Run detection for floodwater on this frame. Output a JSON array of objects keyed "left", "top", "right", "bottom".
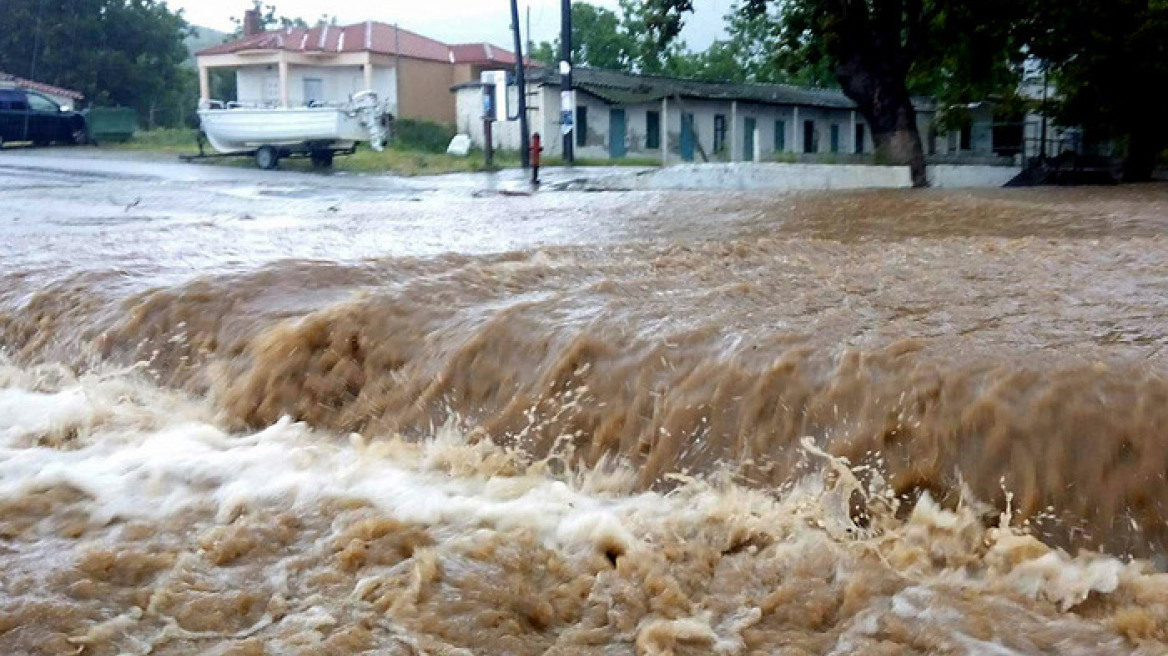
[{"left": 2, "top": 152, "right": 1168, "bottom": 655}]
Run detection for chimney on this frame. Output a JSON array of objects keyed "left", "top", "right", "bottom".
[{"left": 243, "top": 8, "right": 262, "bottom": 36}]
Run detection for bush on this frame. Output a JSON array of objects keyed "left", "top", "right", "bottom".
[{"left": 393, "top": 119, "right": 456, "bottom": 153}]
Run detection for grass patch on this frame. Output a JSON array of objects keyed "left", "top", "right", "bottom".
[
  {"left": 107, "top": 128, "right": 198, "bottom": 152},
  {"left": 103, "top": 129, "right": 522, "bottom": 175},
  {"left": 284, "top": 146, "right": 522, "bottom": 176},
  {"left": 544, "top": 155, "right": 661, "bottom": 167},
  {"left": 105, "top": 129, "right": 661, "bottom": 175}
]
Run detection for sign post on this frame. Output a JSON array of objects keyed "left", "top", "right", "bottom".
[{"left": 560, "top": 0, "right": 574, "bottom": 164}]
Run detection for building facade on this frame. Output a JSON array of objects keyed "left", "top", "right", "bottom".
[
  {"left": 455, "top": 67, "right": 1020, "bottom": 164},
  {"left": 196, "top": 13, "right": 515, "bottom": 125}
]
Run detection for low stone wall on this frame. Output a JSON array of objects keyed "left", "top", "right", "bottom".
[
  {"left": 581, "top": 162, "right": 1020, "bottom": 192},
  {"left": 928, "top": 165, "right": 1022, "bottom": 188}
]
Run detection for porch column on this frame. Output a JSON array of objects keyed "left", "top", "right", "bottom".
[
  {"left": 363, "top": 54, "right": 374, "bottom": 92},
  {"left": 661, "top": 96, "right": 669, "bottom": 167},
  {"left": 792, "top": 106, "right": 801, "bottom": 153},
  {"left": 850, "top": 110, "right": 857, "bottom": 154},
  {"left": 198, "top": 64, "right": 210, "bottom": 102},
  {"left": 729, "top": 101, "right": 739, "bottom": 161},
  {"left": 278, "top": 53, "right": 290, "bottom": 108}
]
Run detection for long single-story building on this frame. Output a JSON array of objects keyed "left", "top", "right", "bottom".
[
  {"left": 454, "top": 67, "right": 1019, "bottom": 164},
  {"left": 196, "top": 10, "right": 516, "bottom": 125}
]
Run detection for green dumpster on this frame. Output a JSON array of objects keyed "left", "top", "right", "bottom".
[{"left": 83, "top": 107, "right": 137, "bottom": 143}]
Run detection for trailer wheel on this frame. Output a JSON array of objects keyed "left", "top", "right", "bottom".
[
  {"left": 310, "top": 149, "right": 334, "bottom": 168},
  {"left": 255, "top": 145, "right": 279, "bottom": 170}
]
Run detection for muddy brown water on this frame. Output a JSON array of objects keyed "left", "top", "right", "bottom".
[{"left": 2, "top": 183, "right": 1168, "bottom": 654}]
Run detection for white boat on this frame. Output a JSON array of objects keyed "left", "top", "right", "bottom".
[{"left": 197, "top": 91, "right": 390, "bottom": 167}]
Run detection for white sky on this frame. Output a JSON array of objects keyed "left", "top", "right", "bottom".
[{"left": 172, "top": 0, "right": 734, "bottom": 52}]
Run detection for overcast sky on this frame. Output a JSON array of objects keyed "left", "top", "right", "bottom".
[{"left": 172, "top": 0, "right": 735, "bottom": 52}]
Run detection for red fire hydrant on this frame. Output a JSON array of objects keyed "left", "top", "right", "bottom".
[{"left": 530, "top": 132, "right": 543, "bottom": 185}]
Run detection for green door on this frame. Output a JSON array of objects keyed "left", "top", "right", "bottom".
[
  {"left": 743, "top": 117, "right": 756, "bottom": 161},
  {"left": 609, "top": 108, "right": 627, "bottom": 158},
  {"left": 680, "top": 113, "right": 695, "bottom": 162}
]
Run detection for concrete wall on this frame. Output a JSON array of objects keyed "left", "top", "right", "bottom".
[
  {"left": 397, "top": 57, "right": 456, "bottom": 124},
  {"left": 928, "top": 105, "right": 995, "bottom": 157},
  {"left": 928, "top": 164, "right": 1022, "bottom": 188},
  {"left": 233, "top": 56, "right": 467, "bottom": 124},
  {"left": 454, "top": 84, "right": 1015, "bottom": 166},
  {"left": 588, "top": 162, "right": 914, "bottom": 191},
  {"left": 585, "top": 162, "right": 1020, "bottom": 192},
  {"left": 236, "top": 64, "right": 396, "bottom": 112}
]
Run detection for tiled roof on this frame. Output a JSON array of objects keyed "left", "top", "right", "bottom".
[
  {"left": 0, "top": 71, "right": 84, "bottom": 100},
  {"left": 196, "top": 21, "right": 515, "bottom": 66},
  {"left": 521, "top": 66, "right": 936, "bottom": 112},
  {"left": 448, "top": 43, "right": 517, "bottom": 66},
  {"left": 525, "top": 67, "right": 857, "bottom": 110}
]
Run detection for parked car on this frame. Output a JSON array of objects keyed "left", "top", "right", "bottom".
[{"left": 0, "top": 87, "right": 88, "bottom": 148}]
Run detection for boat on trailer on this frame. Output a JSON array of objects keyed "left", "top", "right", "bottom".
[{"left": 194, "top": 90, "right": 391, "bottom": 169}]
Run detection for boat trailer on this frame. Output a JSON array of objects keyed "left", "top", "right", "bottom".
[{"left": 180, "top": 131, "right": 357, "bottom": 170}]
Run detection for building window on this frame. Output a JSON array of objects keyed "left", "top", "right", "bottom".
[
  {"left": 830, "top": 124, "right": 841, "bottom": 153},
  {"left": 576, "top": 105, "right": 588, "bottom": 148},
  {"left": 855, "top": 123, "right": 865, "bottom": 154},
  {"left": 960, "top": 124, "right": 972, "bottom": 151},
  {"left": 774, "top": 120, "right": 786, "bottom": 152},
  {"left": 713, "top": 114, "right": 727, "bottom": 153},
  {"left": 646, "top": 110, "right": 661, "bottom": 149},
  {"left": 803, "top": 120, "right": 816, "bottom": 153}
]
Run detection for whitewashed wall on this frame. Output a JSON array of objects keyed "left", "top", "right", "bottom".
[
  {"left": 454, "top": 84, "right": 915, "bottom": 164},
  {"left": 235, "top": 64, "right": 396, "bottom": 111}
]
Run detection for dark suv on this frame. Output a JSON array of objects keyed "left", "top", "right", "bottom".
[{"left": 0, "top": 87, "right": 88, "bottom": 148}]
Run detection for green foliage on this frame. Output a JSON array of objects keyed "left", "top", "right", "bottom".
[
  {"left": 640, "top": 0, "right": 1029, "bottom": 183},
  {"left": 228, "top": 2, "right": 313, "bottom": 38},
  {"left": 392, "top": 119, "right": 457, "bottom": 154},
  {"left": 529, "top": 1, "right": 695, "bottom": 76},
  {"left": 0, "top": 0, "right": 193, "bottom": 128},
  {"left": 530, "top": 1, "right": 834, "bottom": 85},
  {"left": 1028, "top": 0, "right": 1168, "bottom": 179}
]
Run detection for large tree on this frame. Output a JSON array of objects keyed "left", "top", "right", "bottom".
[
  {"left": 529, "top": 1, "right": 693, "bottom": 75},
  {"left": 644, "top": 0, "right": 1025, "bottom": 186},
  {"left": 530, "top": 3, "right": 634, "bottom": 70},
  {"left": 1028, "top": 0, "right": 1168, "bottom": 181},
  {"left": 0, "top": 0, "right": 191, "bottom": 128}
]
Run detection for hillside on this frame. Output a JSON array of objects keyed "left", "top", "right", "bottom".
[{"left": 183, "top": 25, "right": 229, "bottom": 66}]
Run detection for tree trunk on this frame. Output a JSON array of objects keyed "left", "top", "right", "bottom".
[
  {"left": 1122, "top": 129, "right": 1160, "bottom": 183},
  {"left": 835, "top": 54, "right": 929, "bottom": 187}
]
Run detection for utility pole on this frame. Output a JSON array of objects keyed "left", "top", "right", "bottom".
[
  {"left": 560, "top": 0, "right": 574, "bottom": 164},
  {"left": 510, "top": 0, "right": 530, "bottom": 169},
  {"left": 526, "top": 6, "right": 533, "bottom": 57}
]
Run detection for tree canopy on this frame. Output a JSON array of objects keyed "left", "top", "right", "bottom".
[
  {"left": 228, "top": 1, "right": 337, "bottom": 38},
  {"left": 640, "top": 0, "right": 1031, "bottom": 185},
  {"left": 0, "top": 0, "right": 192, "bottom": 128},
  {"left": 1027, "top": 0, "right": 1168, "bottom": 180}
]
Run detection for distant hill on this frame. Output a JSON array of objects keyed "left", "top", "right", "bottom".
[{"left": 183, "top": 25, "right": 230, "bottom": 67}]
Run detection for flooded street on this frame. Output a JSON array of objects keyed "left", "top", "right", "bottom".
[{"left": 2, "top": 151, "right": 1168, "bottom": 655}]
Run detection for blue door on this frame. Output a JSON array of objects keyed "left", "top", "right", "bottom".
[
  {"left": 680, "top": 113, "right": 695, "bottom": 161},
  {"left": 609, "top": 108, "right": 627, "bottom": 158},
  {"left": 743, "top": 117, "right": 756, "bottom": 161}
]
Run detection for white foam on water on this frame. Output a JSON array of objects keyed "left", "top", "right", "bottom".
[
  {"left": 2, "top": 367, "right": 1165, "bottom": 655},
  {"left": 0, "top": 376, "right": 663, "bottom": 556},
  {"left": 0, "top": 387, "right": 91, "bottom": 445}
]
